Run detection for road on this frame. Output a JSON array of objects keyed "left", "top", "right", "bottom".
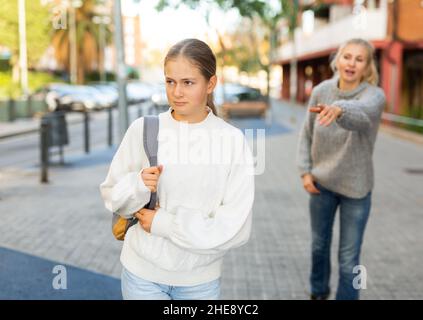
[{"left": 0, "top": 102, "right": 154, "bottom": 169}]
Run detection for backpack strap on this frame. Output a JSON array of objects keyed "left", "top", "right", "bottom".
[
  {"left": 143, "top": 115, "right": 159, "bottom": 210},
  {"left": 119, "top": 115, "right": 159, "bottom": 230}
]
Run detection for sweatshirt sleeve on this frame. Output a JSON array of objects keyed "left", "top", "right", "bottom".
[
  {"left": 150, "top": 131, "right": 255, "bottom": 255},
  {"left": 99, "top": 118, "right": 151, "bottom": 219},
  {"left": 334, "top": 87, "right": 386, "bottom": 132},
  {"left": 296, "top": 88, "right": 318, "bottom": 177}
]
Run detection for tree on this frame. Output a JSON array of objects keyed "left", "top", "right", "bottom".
[
  {"left": 219, "top": 17, "right": 265, "bottom": 75},
  {"left": 155, "top": 0, "right": 298, "bottom": 101},
  {"left": 0, "top": 0, "right": 51, "bottom": 83},
  {"left": 51, "top": 0, "right": 113, "bottom": 84}
]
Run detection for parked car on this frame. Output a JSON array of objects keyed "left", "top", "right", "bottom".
[
  {"left": 126, "top": 80, "right": 154, "bottom": 104},
  {"left": 33, "top": 83, "right": 112, "bottom": 112},
  {"left": 88, "top": 82, "right": 118, "bottom": 108},
  {"left": 58, "top": 85, "right": 112, "bottom": 111},
  {"left": 31, "top": 83, "right": 71, "bottom": 112},
  {"left": 150, "top": 83, "right": 170, "bottom": 113},
  {"left": 214, "top": 84, "right": 269, "bottom": 119}
]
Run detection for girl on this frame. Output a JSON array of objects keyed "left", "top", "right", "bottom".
[
  {"left": 297, "top": 38, "right": 386, "bottom": 300},
  {"left": 100, "top": 38, "right": 255, "bottom": 300}
]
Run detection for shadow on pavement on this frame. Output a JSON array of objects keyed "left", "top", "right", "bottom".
[{"left": 0, "top": 246, "right": 121, "bottom": 300}]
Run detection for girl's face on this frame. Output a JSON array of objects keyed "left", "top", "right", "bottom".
[
  {"left": 164, "top": 56, "right": 216, "bottom": 119},
  {"left": 336, "top": 44, "right": 369, "bottom": 87}
]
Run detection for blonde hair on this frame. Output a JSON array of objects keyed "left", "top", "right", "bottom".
[{"left": 330, "top": 38, "right": 379, "bottom": 86}]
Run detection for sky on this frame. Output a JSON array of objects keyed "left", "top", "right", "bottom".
[{"left": 122, "top": 0, "right": 240, "bottom": 51}]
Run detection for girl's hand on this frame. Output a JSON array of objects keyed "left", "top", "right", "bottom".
[
  {"left": 302, "top": 173, "right": 320, "bottom": 194},
  {"left": 141, "top": 165, "right": 163, "bottom": 193},
  {"left": 135, "top": 206, "right": 159, "bottom": 233},
  {"left": 310, "top": 104, "right": 342, "bottom": 127}
]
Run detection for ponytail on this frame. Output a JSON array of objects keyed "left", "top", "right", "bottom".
[{"left": 207, "top": 93, "right": 217, "bottom": 116}]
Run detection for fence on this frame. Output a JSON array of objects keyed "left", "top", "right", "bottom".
[{"left": 0, "top": 97, "right": 48, "bottom": 122}]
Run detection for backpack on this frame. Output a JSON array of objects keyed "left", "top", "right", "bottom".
[{"left": 111, "top": 115, "right": 159, "bottom": 241}]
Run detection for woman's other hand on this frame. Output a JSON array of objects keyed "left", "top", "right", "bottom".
[
  {"left": 135, "top": 207, "right": 159, "bottom": 233},
  {"left": 302, "top": 173, "right": 320, "bottom": 194}
]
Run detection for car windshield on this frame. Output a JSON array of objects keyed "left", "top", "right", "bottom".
[
  {"left": 236, "top": 89, "right": 261, "bottom": 101},
  {"left": 214, "top": 84, "right": 262, "bottom": 104},
  {"left": 225, "top": 89, "right": 262, "bottom": 102}
]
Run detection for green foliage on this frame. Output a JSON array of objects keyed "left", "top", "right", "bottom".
[
  {"left": 154, "top": 0, "right": 298, "bottom": 67},
  {"left": 0, "top": 71, "right": 20, "bottom": 99},
  {"left": 156, "top": 0, "right": 293, "bottom": 28},
  {"left": 0, "top": 0, "right": 51, "bottom": 68},
  {"left": 156, "top": 0, "right": 266, "bottom": 18},
  {"left": 0, "top": 71, "right": 64, "bottom": 99},
  {"left": 155, "top": 0, "right": 299, "bottom": 96},
  {"left": 85, "top": 71, "right": 116, "bottom": 82}
]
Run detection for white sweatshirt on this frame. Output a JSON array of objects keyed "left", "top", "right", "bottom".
[{"left": 100, "top": 108, "right": 255, "bottom": 286}]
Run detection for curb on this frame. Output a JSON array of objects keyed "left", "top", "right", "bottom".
[
  {"left": 379, "top": 124, "right": 423, "bottom": 145},
  {"left": 0, "top": 117, "right": 85, "bottom": 140}
]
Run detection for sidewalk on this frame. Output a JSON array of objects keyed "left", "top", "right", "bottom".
[
  {"left": 0, "top": 112, "right": 86, "bottom": 140},
  {"left": 0, "top": 100, "right": 422, "bottom": 299}
]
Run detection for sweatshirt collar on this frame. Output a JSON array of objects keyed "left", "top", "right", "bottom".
[
  {"left": 331, "top": 75, "right": 368, "bottom": 99},
  {"left": 167, "top": 106, "right": 214, "bottom": 127}
]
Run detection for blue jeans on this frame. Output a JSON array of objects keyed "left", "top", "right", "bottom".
[
  {"left": 309, "top": 182, "right": 371, "bottom": 300},
  {"left": 121, "top": 267, "right": 221, "bottom": 300}
]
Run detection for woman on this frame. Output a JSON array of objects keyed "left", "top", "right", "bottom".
[
  {"left": 297, "top": 38, "right": 386, "bottom": 300},
  {"left": 100, "top": 38, "right": 255, "bottom": 300}
]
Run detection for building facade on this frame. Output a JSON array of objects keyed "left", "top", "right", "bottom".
[
  {"left": 276, "top": 0, "right": 423, "bottom": 122},
  {"left": 122, "top": 14, "right": 142, "bottom": 69}
]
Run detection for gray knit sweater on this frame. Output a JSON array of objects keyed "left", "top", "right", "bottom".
[{"left": 296, "top": 76, "right": 386, "bottom": 198}]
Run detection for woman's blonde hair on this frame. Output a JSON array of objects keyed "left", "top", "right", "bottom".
[{"left": 330, "top": 38, "right": 379, "bottom": 86}]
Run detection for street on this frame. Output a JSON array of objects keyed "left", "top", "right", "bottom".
[
  {"left": 0, "top": 99, "right": 422, "bottom": 299},
  {"left": 0, "top": 103, "right": 152, "bottom": 169}
]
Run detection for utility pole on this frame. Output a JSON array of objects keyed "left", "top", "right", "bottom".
[
  {"left": 99, "top": 21, "right": 106, "bottom": 82},
  {"left": 289, "top": 0, "right": 299, "bottom": 104},
  {"left": 113, "top": 0, "right": 129, "bottom": 140},
  {"left": 18, "top": 0, "right": 28, "bottom": 96},
  {"left": 68, "top": 1, "right": 82, "bottom": 84}
]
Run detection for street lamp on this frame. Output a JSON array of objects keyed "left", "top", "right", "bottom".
[{"left": 113, "top": 0, "right": 129, "bottom": 140}]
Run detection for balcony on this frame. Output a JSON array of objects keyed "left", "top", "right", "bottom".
[{"left": 276, "top": 4, "right": 388, "bottom": 62}]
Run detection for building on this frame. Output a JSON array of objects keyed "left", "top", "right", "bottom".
[
  {"left": 105, "top": 13, "right": 143, "bottom": 77},
  {"left": 275, "top": 0, "right": 423, "bottom": 122},
  {"left": 122, "top": 14, "right": 142, "bottom": 69}
]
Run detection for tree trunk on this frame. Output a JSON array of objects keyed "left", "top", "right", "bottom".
[
  {"left": 77, "top": 51, "right": 84, "bottom": 84},
  {"left": 12, "top": 62, "right": 20, "bottom": 84}
]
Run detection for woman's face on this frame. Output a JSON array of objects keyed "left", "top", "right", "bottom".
[
  {"left": 164, "top": 56, "right": 216, "bottom": 118},
  {"left": 336, "top": 44, "right": 369, "bottom": 86}
]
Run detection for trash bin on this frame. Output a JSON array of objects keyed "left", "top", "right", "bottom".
[{"left": 41, "top": 111, "right": 69, "bottom": 147}]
